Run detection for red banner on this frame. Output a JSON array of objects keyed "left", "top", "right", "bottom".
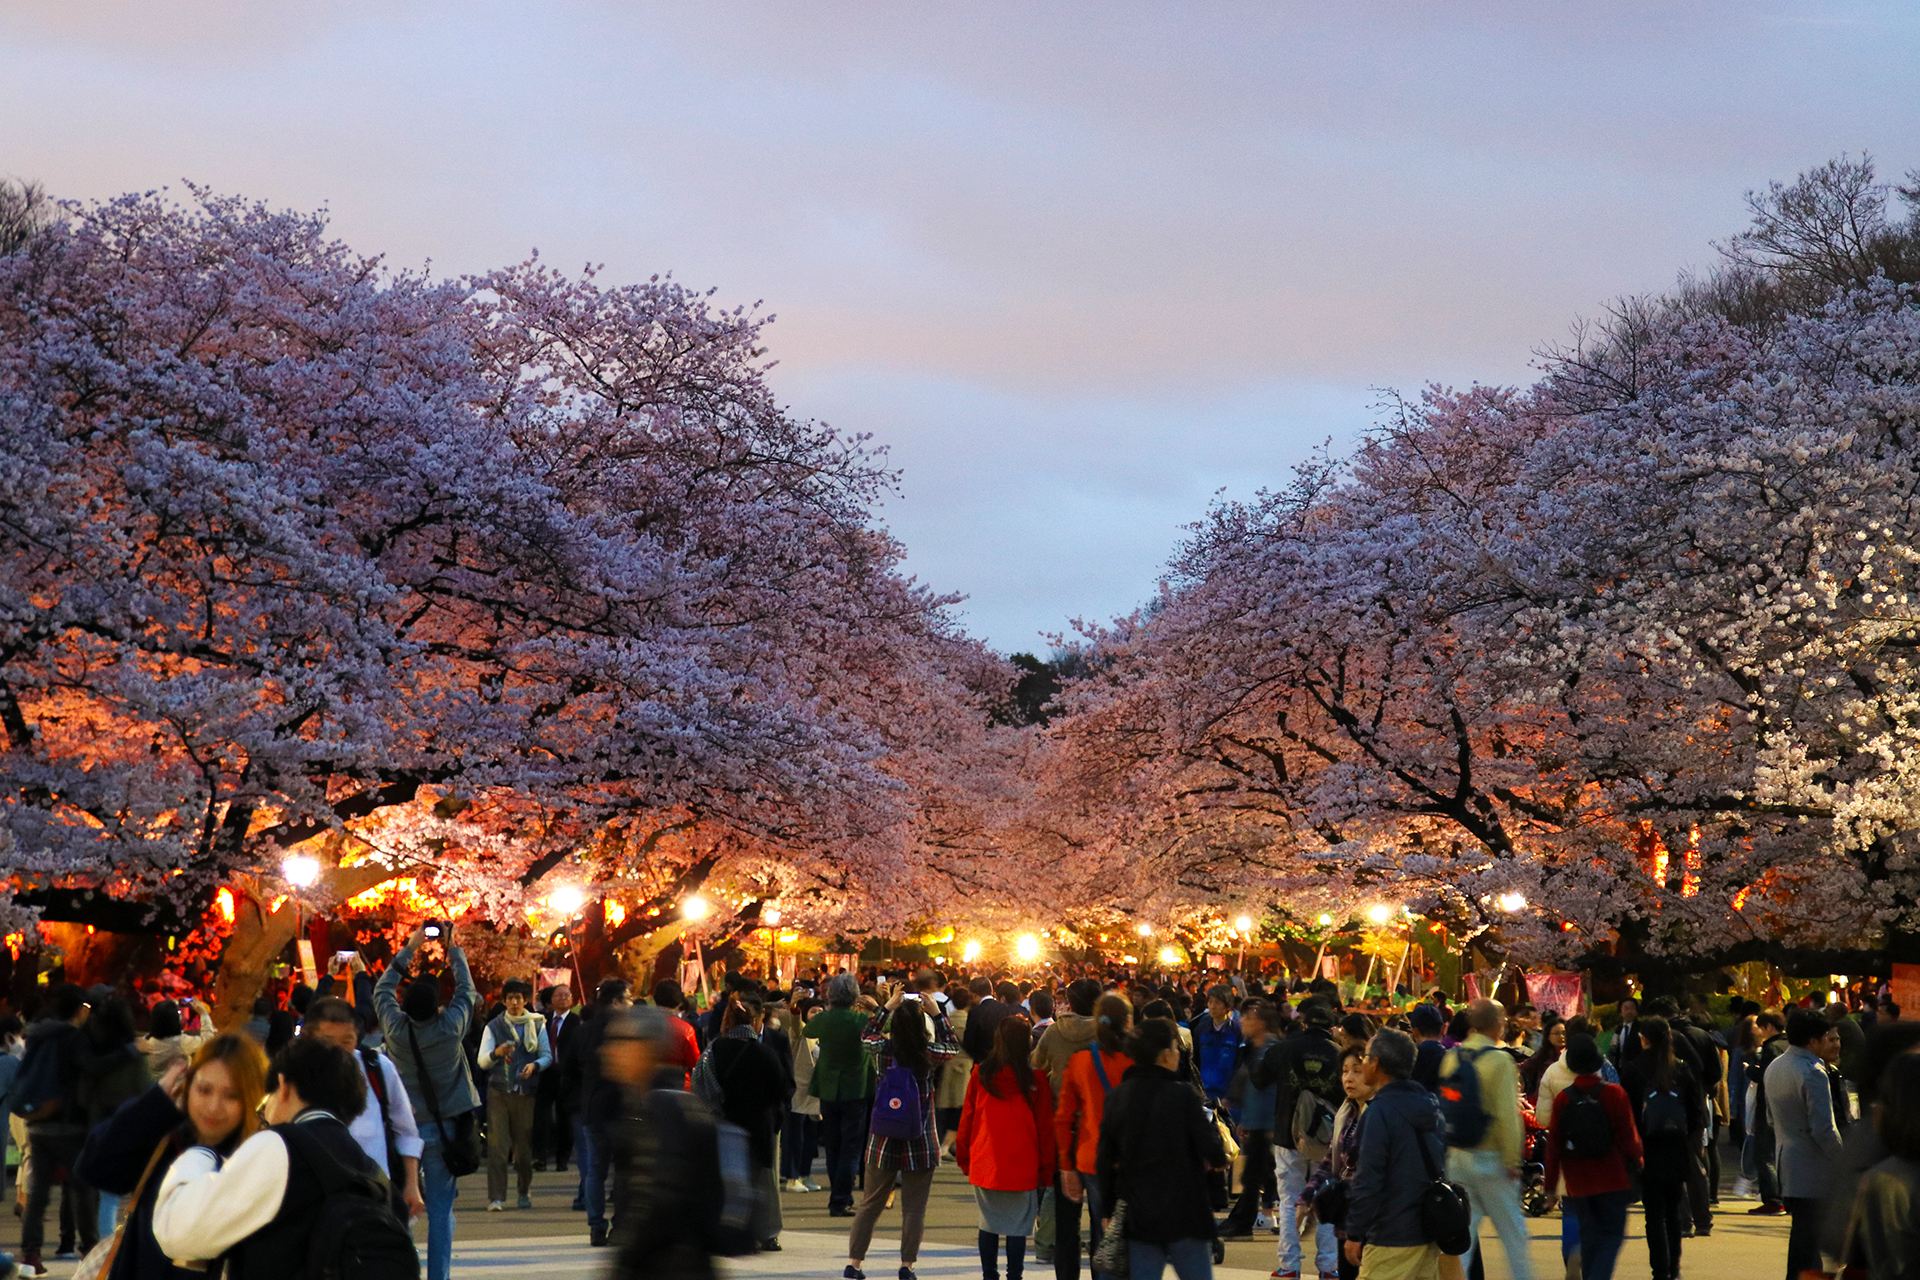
[{"left": 1526, "top": 971, "right": 1586, "bottom": 1021}]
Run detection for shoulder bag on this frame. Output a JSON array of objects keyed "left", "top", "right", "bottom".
[
  {"left": 408, "top": 1021, "right": 481, "bottom": 1177},
  {"left": 1413, "top": 1126, "right": 1472, "bottom": 1255},
  {"left": 74, "top": 1136, "right": 171, "bottom": 1280}
]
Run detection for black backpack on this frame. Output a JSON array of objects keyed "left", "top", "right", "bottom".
[
  {"left": 278, "top": 1124, "right": 420, "bottom": 1280},
  {"left": 1558, "top": 1083, "right": 1614, "bottom": 1160},
  {"left": 1435, "top": 1047, "right": 1490, "bottom": 1149},
  {"left": 1642, "top": 1086, "right": 1687, "bottom": 1140}
]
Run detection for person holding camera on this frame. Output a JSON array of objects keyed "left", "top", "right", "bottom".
[{"left": 375, "top": 921, "right": 480, "bottom": 1280}]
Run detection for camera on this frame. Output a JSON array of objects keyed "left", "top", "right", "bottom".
[{"left": 422, "top": 920, "right": 446, "bottom": 939}]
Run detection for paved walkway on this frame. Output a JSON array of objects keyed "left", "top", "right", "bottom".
[
  {"left": 17, "top": 1153, "right": 1797, "bottom": 1280},
  {"left": 431, "top": 1155, "right": 1795, "bottom": 1280}
]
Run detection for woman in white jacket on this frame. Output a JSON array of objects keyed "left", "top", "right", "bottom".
[{"left": 784, "top": 1000, "right": 825, "bottom": 1191}]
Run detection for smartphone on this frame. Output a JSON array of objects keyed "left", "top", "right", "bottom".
[{"left": 333, "top": 950, "right": 356, "bottom": 964}]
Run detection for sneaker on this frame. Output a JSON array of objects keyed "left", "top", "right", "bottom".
[
  {"left": 1747, "top": 1203, "right": 1787, "bottom": 1215},
  {"left": 802, "top": 1178, "right": 823, "bottom": 1192},
  {"left": 899, "top": 1269, "right": 916, "bottom": 1280},
  {"left": 517, "top": 1195, "right": 533, "bottom": 1210},
  {"left": 784, "top": 1178, "right": 809, "bottom": 1192},
  {"left": 16, "top": 1257, "right": 40, "bottom": 1280},
  {"left": 1253, "top": 1212, "right": 1273, "bottom": 1232},
  {"left": 844, "top": 1267, "right": 866, "bottom": 1280},
  {"left": 760, "top": 1238, "right": 782, "bottom": 1252},
  {"left": 1272, "top": 1272, "right": 1300, "bottom": 1279},
  {"left": 488, "top": 1200, "right": 505, "bottom": 1212},
  {"left": 1731, "top": 1177, "right": 1755, "bottom": 1198},
  {"left": 829, "top": 1205, "right": 856, "bottom": 1218},
  {"left": 533, "top": 1159, "right": 548, "bottom": 1172},
  {"left": 590, "top": 1225, "right": 609, "bottom": 1247}
]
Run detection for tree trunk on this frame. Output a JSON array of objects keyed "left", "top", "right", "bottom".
[{"left": 207, "top": 859, "right": 408, "bottom": 1033}]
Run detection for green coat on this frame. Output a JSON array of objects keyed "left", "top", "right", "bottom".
[{"left": 805, "top": 1007, "right": 875, "bottom": 1102}]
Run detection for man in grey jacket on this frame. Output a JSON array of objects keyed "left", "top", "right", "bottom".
[
  {"left": 376, "top": 923, "right": 481, "bottom": 1280},
  {"left": 1763, "top": 1009, "right": 1844, "bottom": 1280}
]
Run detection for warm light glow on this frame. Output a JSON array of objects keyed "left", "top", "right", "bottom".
[
  {"left": 683, "top": 895, "right": 710, "bottom": 921},
  {"left": 267, "top": 895, "right": 288, "bottom": 915},
  {"left": 604, "top": 899, "right": 626, "bottom": 928},
  {"left": 345, "top": 877, "right": 437, "bottom": 914},
  {"left": 1235, "top": 915, "right": 1253, "bottom": 933},
  {"left": 1497, "top": 893, "right": 1528, "bottom": 913},
  {"left": 282, "top": 855, "right": 321, "bottom": 888},
  {"left": 763, "top": 907, "right": 782, "bottom": 927},
  {"left": 214, "top": 887, "right": 235, "bottom": 924},
  {"left": 779, "top": 932, "right": 798, "bottom": 943},
  {"left": 1366, "top": 904, "right": 1394, "bottom": 925},
  {"left": 962, "top": 940, "right": 982, "bottom": 962},
  {"left": 1158, "top": 946, "right": 1180, "bottom": 966},
  {"left": 547, "top": 886, "right": 586, "bottom": 916},
  {"left": 1136, "top": 922, "right": 1153, "bottom": 936},
  {"left": 1317, "top": 914, "right": 1333, "bottom": 927},
  {"left": 1016, "top": 934, "right": 1041, "bottom": 962}
]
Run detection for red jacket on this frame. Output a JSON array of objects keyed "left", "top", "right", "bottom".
[
  {"left": 1542, "top": 1074, "right": 1642, "bottom": 1197},
  {"left": 664, "top": 1014, "right": 700, "bottom": 1089},
  {"left": 1055, "top": 1047, "right": 1133, "bottom": 1174},
  {"left": 957, "top": 1065, "right": 1057, "bottom": 1191}
]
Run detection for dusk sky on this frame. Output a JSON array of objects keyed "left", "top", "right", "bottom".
[{"left": 7, "top": 1, "right": 1917, "bottom": 648}]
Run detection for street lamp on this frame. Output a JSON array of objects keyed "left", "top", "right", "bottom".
[
  {"left": 1136, "top": 923, "right": 1153, "bottom": 937},
  {"left": 282, "top": 855, "right": 320, "bottom": 888},
  {"left": 763, "top": 907, "right": 782, "bottom": 982},
  {"left": 1367, "top": 903, "right": 1394, "bottom": 925},
  {"left": 1497, "top": 893, "right": 1528, "bottom": 914},
  {"left": 1158, "top": 946, "right": 1180, "bottom": 967},
  {"left": 1016, "top": 934, "right": 1040, "bottom": 962},
  {"left": 684, "top": 895, "right": 711, "bottom": 921},
  {"left": 547, "top": 885, "right": 586, "bottom": 916},
  {"left": 1235, "top": 916, "right": 1253, "bottom": 972},
  {"left": 962, "top": 940, "right": 982, "bottom": 963}
]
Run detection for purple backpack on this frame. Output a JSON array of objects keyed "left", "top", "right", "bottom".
[{"left": 870, "top": 1064, "right": 925, "bottom": 1139}]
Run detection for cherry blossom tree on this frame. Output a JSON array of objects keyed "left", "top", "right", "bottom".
[
  {"left": 1046, "top": 159, "right": 1920, "bottom": 977},
  {"left": 0, "top": 189, "right": 1010, "bottom": 1021}
]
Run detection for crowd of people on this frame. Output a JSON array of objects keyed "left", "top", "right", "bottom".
[{"left": 1, "top": 935, "right": 1917, "bottom": 1280}]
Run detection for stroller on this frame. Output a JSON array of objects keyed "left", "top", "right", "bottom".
[{"left": 1520, "top": 1099, "right": 1552, "bottom": 1217}]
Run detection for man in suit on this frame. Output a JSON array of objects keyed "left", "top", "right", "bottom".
[
  {"left": 961, "top": 975, "right": 1012, "bottom": 1063},
  {"left": 1764, "top": 1010, "right": 1845, "bottom": 1279},
  {"left": 1609, "top": 997, "right": 1641, "bottom": 1073},
  {"left": 534, "top": 983, "right": 580, "bottom": 1173}
]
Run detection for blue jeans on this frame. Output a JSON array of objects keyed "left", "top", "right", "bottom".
[
  {"left": 418, "top": 1137, "right": 459, "bottom": 1280},
  {"left": 1276, "top": 1145, "right": 1338, "bottom": 1275},
  {"left": 1567, "top": 1191, "right": 1629, "bottom": 1280},
  {"left": 96, "top": 1193, "right": 120, "bottom": 1243},
  {"left": 576, "top": 1119, "right": 613, "bottom": 1232},
  {"left": 1127, "top": 1238, "right": 1212, "bottom": 1280}
]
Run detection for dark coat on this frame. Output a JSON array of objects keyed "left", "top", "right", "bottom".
[
  {"left": 708, "top": 1033, "right": 787, "bottom": 1167},
  {"left": 1094, "top": 1062, "right": 1225, "bottom": 1243},
  {"left": 544, "top": 1008, "right": 584, "bottom": 1107},
  {"left": 612, "top": 1089, "right": 718, "bottom": 1280},
  {"left": 1345, "top": 1079, "right": 1446, "bottom": 1248},
  {"left": 1620, "top": 1055, "right": 1707, "bottom": 1174},
  {"left": 74, "top": 1085, "right": 210, "bottom": 1280}
]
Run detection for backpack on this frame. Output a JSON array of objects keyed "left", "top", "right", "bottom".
[
  {"left": 1291, "top": 1088, "right": 1337, "bottom": 1162},
  {"left": 870, "top": 1063, "right": 925, "bottom": 1140},
  {"left": 656, "top": 1088, "right": 761, "bottom": 1257},
  {"left": 1436, "top": 1047, "right": 1490, "bottom": 1148},
  {"left": 278, "top": 1123, "right": 419, "bottom": 1280},
  {"left": 9, "top": 1033, "right": 67, "bottom": 1120},
  {"left": 1558, "top": 1083, "right": 1614, "bottom": 1160},
  {"left": 1642, "top": 1086, "right": 1687, "bottom": 1139}
]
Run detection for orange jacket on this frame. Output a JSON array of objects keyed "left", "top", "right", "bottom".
[
  {"left": 1054, "top": 1045, "right": 1132, "bottom": 1174},
  {"left": 956, "top": 1065, "right": 1057, "bottom": 1192}
]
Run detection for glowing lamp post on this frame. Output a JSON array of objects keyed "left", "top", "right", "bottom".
[
  {"left": 1235, "top": 915, "right": 1253, "bottom": 972},
  {"left": 547, "top": 885, "right": 586, "bottom": 917},
  {"left": 1158, "top": 945, "right": 1180, "bottom": 967},
  {"left": 281, "top": 855, "right": 322, "bottom": 982},
  {"left": 962, "top": 939, "right": 982, "bottom": 963},
  {"left": 1016, "top": 934, "right": 1040, "bottom": 963},
  {"left": 764, "top": 907, "right": 782, "bottom": 982},
  {"left": 683, "top": 895, "right": 713, "bottom": 1004}
]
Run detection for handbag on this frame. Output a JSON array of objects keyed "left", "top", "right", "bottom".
[
  {"left": 1312, "top": 1179, "right": 1349, "bottom": 1229},
  {"left": 1413, "top": 1128, "right": 1473, "bottom": 1256},
  {"left": 1091, "top": 1195, "right": 1130, "bottom": 1279},
  {"left": 408, "top": 1021, "right": 482, "bottom": 1177},
  {"left": 74, "top": 1136, "right": 171, "bottom": 1280}
]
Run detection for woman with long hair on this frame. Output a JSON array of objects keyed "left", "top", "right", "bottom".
[
  {"left": 845, "top": 984, "right": 958, "bottom": 1280},
  {"left": 1520, "top": 1018, "right": 1568, "bottom": 1101},
  {"left": 697, "top": 995, "right": 788, "bottom": 1251},
  {"left": 75, "top": 1033, "right": 269, "bottom": 1280},
  {"left": 956, "top": 1016, "right": 1056, "bottom": 1280},
  {"left": 1619, "top": 1016, "right": 1704, "bottom": 1280},
  {"left": 1054, "top": 994, "right": 1133, "bottom": 1280}
]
